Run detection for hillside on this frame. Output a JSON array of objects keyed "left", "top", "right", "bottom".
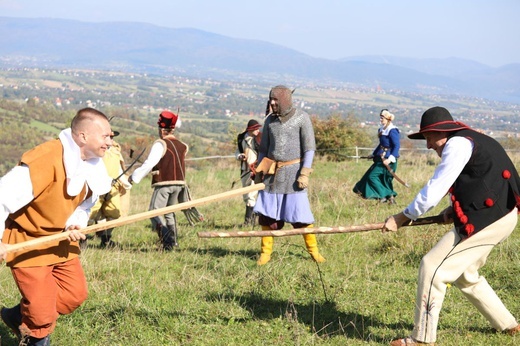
[
  {"left": 1, "top": 17, "right": 520, "bottom": 103},
  {"left": 1, "top": 67, "right": 520, "bottom": 175}
]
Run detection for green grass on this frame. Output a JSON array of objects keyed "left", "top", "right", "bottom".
[
  {"left": 1, "top": 155, "right": 520, "bottom": 345},
  {"left": 29, "top": 119, "right": 61, "bottom": 134}
]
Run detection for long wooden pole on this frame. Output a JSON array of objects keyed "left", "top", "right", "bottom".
[
  {"left": 6, "top": 183, "right": 265, "bottom": 254},
  {"left": 197, "top": 214, "right": 445, "bottom": 238}
]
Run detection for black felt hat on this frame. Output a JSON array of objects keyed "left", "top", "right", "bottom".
[{"left": 408, "top": 106, "right": 470, "bottom": 140}]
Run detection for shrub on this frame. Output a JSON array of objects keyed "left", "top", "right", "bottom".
[{"left": 312, "top": 113, "right": 372, "bottom": 161}]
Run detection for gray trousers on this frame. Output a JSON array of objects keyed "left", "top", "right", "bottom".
[{"left": 149, "top": 184, "right": 185, "bottom": 229}]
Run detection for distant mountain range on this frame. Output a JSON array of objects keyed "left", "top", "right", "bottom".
[{"left": 1, "top": 17, "right": 519, "bottom": 103}]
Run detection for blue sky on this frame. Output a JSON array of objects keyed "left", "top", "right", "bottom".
[{"left": 1, "top": 0, "right": 518, "bottom": 67}]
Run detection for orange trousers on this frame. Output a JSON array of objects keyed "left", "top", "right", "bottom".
[{"left": 11, "top": 257, "right": 88, "bottom": 338}]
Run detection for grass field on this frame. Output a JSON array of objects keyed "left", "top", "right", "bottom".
[{"left": 1, "top": 154, "right": 520, "bottom": 345}]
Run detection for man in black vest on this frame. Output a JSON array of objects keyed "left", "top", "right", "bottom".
[{"left": 383, "top": 106, "right": 520, "bottom": 345}]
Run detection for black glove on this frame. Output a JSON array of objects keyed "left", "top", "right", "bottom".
[{"left": 254, "top": 171, "right": 264, "bottom": 184}]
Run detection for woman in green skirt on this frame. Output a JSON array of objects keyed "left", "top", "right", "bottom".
[{"left": 353, "top": 109, "right": 400, "bottom": 203}]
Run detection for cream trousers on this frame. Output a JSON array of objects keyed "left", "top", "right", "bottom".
[{"left": 412, "top": 208, "right": 518, "bottom": 343}]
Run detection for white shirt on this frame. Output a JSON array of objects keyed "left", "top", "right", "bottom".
[
  {"left": 130, "top": 140, "right": 165, "bottom": 184},
  {"left": 0, "top": 129, "right": 111, "bottom": 239},
  {"left": 404, "top": 136, "right": 474, "bottom": 220}
]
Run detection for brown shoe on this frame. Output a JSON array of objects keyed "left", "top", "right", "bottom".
[
  {"left": 390, "top": 336, "right": 434, "bottom": 345},
  {"left": 506, "top": 324, "right": 520, "bottom": 335}
]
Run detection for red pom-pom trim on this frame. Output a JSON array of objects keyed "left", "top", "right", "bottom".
[
  {"left": 484, "top": 198, "right": 494, "bottom": 207},
  {"left": 465, "top": 224, "right": 475, "bottom": 236},
  {"left": 502, "top": 170, "right": 511, "bottom": 179}
]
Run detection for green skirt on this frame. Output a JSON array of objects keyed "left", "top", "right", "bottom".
[{"left": 353, "top": 161, "right": 398, "bottom": 200}]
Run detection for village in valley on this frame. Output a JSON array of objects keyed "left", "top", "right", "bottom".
[{"left": 1, "top": 67, "right": 519, "bottom": 138}]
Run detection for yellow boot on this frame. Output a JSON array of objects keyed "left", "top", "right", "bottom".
[
  {"left": 257, "top": 226, "right": 274, "bottom": 265},
  {"left": 303, "top": 232, "right": 326, "bottom": 263}
]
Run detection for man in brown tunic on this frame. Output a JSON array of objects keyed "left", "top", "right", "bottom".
[{"left": 0, "top": 108, "right": 113, "bottom": 345}]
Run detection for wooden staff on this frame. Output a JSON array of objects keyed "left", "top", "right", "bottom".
[
  {"left": 382, "top": 161, "right": 410, "bottom": 188},
  {"left": 197, "top": 214, "right": 446, "bottom": 238},
  {"left": 5, "top": 183, "right": 265, "bottom": 254}
]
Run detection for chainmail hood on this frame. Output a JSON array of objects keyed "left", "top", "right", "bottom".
[{"left": 269, "top": 85, "right": 294, "bottom": 117}]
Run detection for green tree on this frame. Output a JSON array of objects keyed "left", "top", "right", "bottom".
[
  {"left": 500, "top": 136, "right": 520, "bottom": 151},
  {"left": 312, "top": 113, "right": 372, "bottom": 161}
]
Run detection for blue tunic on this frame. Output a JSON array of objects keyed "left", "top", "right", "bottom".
[{"left": 253, "top": 110, "right": 316, "bottom": 224}]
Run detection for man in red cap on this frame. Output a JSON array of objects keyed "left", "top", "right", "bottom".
[
  {"left": 235, "top": 119, "right": 262, "bottom": 226},
  {"left": 383, "top": 106, "right": 520, "bottom": 345},
  {"left": 129, "top": 110, "right": 189, "bottom": 251}
]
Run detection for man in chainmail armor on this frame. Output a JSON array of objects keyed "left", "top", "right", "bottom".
[{"left": 253, "top": 85, "right": 326, "bottom": 265}]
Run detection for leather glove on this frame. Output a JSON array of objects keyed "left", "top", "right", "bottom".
[
  {"left": 119, "top": 174, "right": 133, "bottom": 190},
  {"left": 297, "top": 167, "right": 313, "bottom": 189}
]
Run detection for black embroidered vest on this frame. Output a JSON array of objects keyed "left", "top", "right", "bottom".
[{"left": 450, "top": 129, "right": 520, "bottom": 238}]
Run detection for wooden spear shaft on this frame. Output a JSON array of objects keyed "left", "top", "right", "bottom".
[
  {"left": 197, "top": 214, "right": 445, "bottom": 238},
  {"left": 6, "top": 183, "right": 265, "bottom": 254}
]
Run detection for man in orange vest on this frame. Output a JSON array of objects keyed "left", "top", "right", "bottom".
[{"left": 0, "top": 108, "right": 113, "bottom": 345}]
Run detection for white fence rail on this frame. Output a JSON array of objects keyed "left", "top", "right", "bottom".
[{"left": 178, "top": 146, "right": 520, "bottom": 163}]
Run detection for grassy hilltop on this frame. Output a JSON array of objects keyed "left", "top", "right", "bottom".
[
  {"left": 1, "top": 155, "right": 519, "bottom": 345},
  {"left": 1, "top": 67, "right": 520, "bottom": 345}
]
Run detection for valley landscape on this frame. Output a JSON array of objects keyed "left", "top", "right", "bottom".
[{"left": 0, "top": 16, "right": 520, "bottom": 346}]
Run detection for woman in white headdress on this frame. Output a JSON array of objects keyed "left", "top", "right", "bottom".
[{"left": 353, "top": 109, "right": 400, "bottom": 203}]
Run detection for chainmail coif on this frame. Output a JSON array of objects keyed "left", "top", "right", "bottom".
[{"left": 269, "top": 85, "right": 294, "bottom": 117}]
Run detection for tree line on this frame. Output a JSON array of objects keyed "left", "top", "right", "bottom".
[{"left": 0, "top": 99, "right": 377, "bottom": 175}]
